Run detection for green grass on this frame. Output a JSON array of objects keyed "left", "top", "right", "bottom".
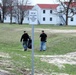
[{"left": 0, "top": 23, "right": 76, "bottom": 75}]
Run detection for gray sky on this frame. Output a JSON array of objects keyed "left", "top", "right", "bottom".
[
  {"left": 31, "top": 0, "right": 59, "bottom": 5},
  {"left": 0, "top": 0, "right": 59, "bottom": 5}
]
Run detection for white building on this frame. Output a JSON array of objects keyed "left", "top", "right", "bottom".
[
  {"left": 32, "top": 3, "right": 76, "bottom": 26},
  {"left": 32, "top": 4, "right": 59, "bottom": 25}
]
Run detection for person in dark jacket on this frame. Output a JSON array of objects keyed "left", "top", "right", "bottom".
[
  {"left": 20, "top": 31, "right": 29, "bottom": 51},
  {"left": 40, "top": 30, "right": 47, "bottom": 51}
]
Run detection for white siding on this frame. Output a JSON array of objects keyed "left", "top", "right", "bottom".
[
  {"left": 32, "top": 5, "right": 41, "bottom": 24},
  {"left": 40, "top": 9, "right": 57, "bottom": 24},
  {"left": 23, "top": 17, "right": 29, "bottom": 24},
  {"left": 32, "top": 5, "right": 58, "bottom": 25},
  {"left": 4, "top": 15, "right": 16, "bottom": 23},
  {"left": 68, "top": 15, "right": 76, "bottom": 26}
]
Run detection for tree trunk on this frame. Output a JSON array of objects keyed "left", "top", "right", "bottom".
[
  {"left": 20, "top": 17, "right": 23, "bottom": 24},
  {"left": 0, "top": 12, "right": 1, "bottom": 22},
  {"left": 10, "top": 12, "right": 12, "bottom": 24},
  {"left": 2, "top": 9, "right": 4, "bottom": 23},
  {"left": 66, "top": 9, "right": 68, "bottom": 25},
  {"left": 65, "top": 0, "right": 72, "bottom": 26}
]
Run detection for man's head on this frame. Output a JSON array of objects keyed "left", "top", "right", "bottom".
[
  {"left": 42, "top": 30, "right": 44, "bottom": 33},
  {"left": 24, "top": 31, "right": 26, "bottom": 33}
]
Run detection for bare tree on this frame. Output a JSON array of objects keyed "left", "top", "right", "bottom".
[
  {"left": 58, "top": 0, "right": 73, "bottom": 25},
  {"left": 13, "top": 0, "right": 31, "bottom": 24},
  {"left": 6, "top": 0, "right": 13, "bottom": 24},
  {"left": 0, "top": 3, "right": 2, "bottom": 22},
  {"left": 13, "top": 0, "right": 20, "bottom": 24},
  {"left": 18, "top": 0, "right": 30, "bottom": 24},
  {"left": 1, "top": 0, "right": 8, "bottom": 23},
  {"left": 0, "top": 0, "right": 31, "bottom": 24},
  {"left": 6, "top": 0, "right": 17, "bottom": 24},
  {"left": 1, "top": 0, "right": 15, "bottom": 23}
]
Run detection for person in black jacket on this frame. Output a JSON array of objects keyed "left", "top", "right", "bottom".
[
  {"left": 40, "top": 30, "right": 47, "bottom": 51},
  {"left": 20, "top": 31, "right": 29, "bottom": 51}
]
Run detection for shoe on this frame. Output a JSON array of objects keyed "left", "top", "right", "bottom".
[
  {"left": 40, "top": 50, "right": 42, "bottom": 51},
  {"left": 24, "top": 49, "right": 27, "bottom": 51},
  {"left": 43, "top": 50, "right": 45, "bottom": 51}
]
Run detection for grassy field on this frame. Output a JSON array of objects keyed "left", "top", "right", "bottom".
[{"left": 0, "top": 23, "right": 76, "bottom": 75}]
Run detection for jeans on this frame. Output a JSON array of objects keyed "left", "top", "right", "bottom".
[
  {"left": 40, "top": 41, "right": 46, "bottom": 51},
  {"left": 22, "top": 41, "right": 28, "bottom": 50}
]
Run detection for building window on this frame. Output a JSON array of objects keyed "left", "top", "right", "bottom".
[
  {"left": 71, "top": 17, "right": 73, "bottom": 21},
  {"left": 43, "top": 17, "right": 45, "bottom": 21},
  {"left": 28, "top": 17, "right": 29, "bottom": 20},
  {"left": 50, "top": 17, "right": 52, "bottom": 21},
  {"left": 50, "top": 10, "right": 52, "bottom": 13},
  {"left": 4, "top": 17, "right": 6, "bottom": 20},
  {"left": 43, "top": 10, "right": 45, "bottom": 13}
]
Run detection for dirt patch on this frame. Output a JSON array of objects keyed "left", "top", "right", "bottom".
[
  {"left": 0, "top": 52, "right": 12, "bottom": 75},
  {"left": 16, "top": 28, "right": 76, "bottom": 33},
  {"left": 0, "top": 52, "right": 10, "bottom": 58},
  {"left": 35, "top": 52, "right": 76, "bottom": 69},
  {"left": 34, "top": 52, "right": 76, "bottom": 75},
  {"left": 0, "top": 52, "right": 11, "bottom": 66},
  {"left": 0, "top": 69, "right": 10, "bottom": 75},
  {"left": 35, "top": 28, "right": 76, "bottom": 33}
]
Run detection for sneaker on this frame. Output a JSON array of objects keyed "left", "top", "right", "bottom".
[
  {"left": 40, "top": 50, "right": 42, "bottom": 51},
  {"left": 24, "top": 49, "right": 27, "bottom": 51},
  {"left": 43, "top": 50, "right": 46, "bottom": 51}
]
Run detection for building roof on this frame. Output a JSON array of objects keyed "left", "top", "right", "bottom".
[
  {"left": 18, "top": 5, "right": 34, "bottom": 10},
  {"left": 5, "top": 5, "right": 34, "bottom": 12},
  {"left": 37, "top": 4, "right": 59, "bottom": 9}
]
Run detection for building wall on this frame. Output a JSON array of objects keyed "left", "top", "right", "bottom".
[
  {"left": 32, "top": 5, "right": 58, "bottom": 25},
  {"left": 40, "top": 9, "right": 58, "bottom": 24},
  {"left": 23, "top": 17, "right": 29, "bottom": 24},
  {"left": 68, "top": 14, "right": 76, "bottom": 26},
  {"left": 4, "top": 15, "right": 16, "bottom": 23},
  {"left": 32, "top": 5, "right": 41, "bottom": 24}
]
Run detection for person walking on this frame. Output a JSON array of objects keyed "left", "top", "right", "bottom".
[
  {"left": 40, "top": 30, "right": 47, "bottom": 51},
  {"left": 20, "top": 31, "right": 30, "bottom": 51}
]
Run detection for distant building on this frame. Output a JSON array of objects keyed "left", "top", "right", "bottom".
[
  {"left": 32, "top": 4, "right": 59, "bottom": 25},
  {"left": 32, "top": 3, "right": 76, "bottom": 26}
]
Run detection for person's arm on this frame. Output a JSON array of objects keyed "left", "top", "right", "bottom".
[
  {"left": 45, "top": 34, "right": 47, "bottom": 38},
  {"left": 27, "top": 34, "right": 30, "bottom": 39},
  {"left": 46, "top": 34, "right": 47, "bottom": 42},
  {"left": 20, "top": 35, "right": 23, "bottom": 42},
  {"left": 40, "top": 34, "right": 41, "bottom": 37}
]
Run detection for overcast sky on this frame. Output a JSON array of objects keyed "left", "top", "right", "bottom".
[
  {"left": 0, "top": 0, "right": 60, "bottom": 5},
  {"left": 31, "top": 0, "right": 59, "bottom": 5},
  {"left": 0, "top": 0, "right": 58, "bottom": 5}
]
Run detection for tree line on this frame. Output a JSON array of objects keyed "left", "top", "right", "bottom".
[{"left": 0, "top": 0, "right": 31, "bottom": 24}]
